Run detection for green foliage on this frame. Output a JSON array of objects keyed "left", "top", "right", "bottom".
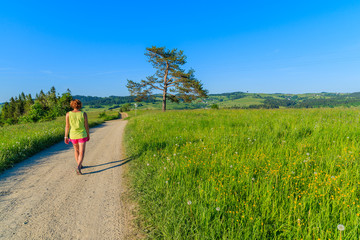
[
  {"left": 120, "top": 103, "right": 132, "bottom": 112},
  {"left": 98, "top": 111, "right": 107, "bottom": 118},
  {"left": 72, "top": 95, "right": 138, "bottom": 106},
  {"left": 0, "top": 87, "right": 72, "bottom": 126},
  {"left": 18, "top": 102, "right": 45, "bottom": 123},
  {"left": 210, "top": 103, "right": 219, "bottom": 109},
  {"left": 126, "top": 108, "right": 360, "bottom": 239}
]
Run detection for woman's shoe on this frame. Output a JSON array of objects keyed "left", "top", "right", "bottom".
[{"left": 76, "top": 166, "right": 82, "bottom": 175}]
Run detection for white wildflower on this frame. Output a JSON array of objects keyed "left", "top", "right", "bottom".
[{"left": 337, "top": 224, "right": 345, "bottom": 231}]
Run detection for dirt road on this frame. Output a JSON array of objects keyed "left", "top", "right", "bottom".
[{"left": 0, "top": 118, "right": 136, "bottom": 239}]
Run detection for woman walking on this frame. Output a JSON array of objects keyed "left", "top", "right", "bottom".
[{"left": 64, "top": 99, "right": 90, "bottom": 175}]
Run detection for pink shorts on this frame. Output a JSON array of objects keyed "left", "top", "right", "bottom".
[{"left": 70, "top": 137, "right": 89, "bottom": 144}]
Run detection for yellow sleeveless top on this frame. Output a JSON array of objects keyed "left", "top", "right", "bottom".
[{"left": 69, "top": 111, "right": 87, "bottom": 139}]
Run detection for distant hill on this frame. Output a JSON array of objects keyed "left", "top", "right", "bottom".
[{"left": 75, "top": 92, "right": 360, "bottom": 110}]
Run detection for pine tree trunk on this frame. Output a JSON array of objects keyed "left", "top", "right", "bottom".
[
  {"left": 162, "top": 89, "right": 166, "bottom": 112},
  {"left": 163, "top": 65, "right": 169, "bottom": 112}
]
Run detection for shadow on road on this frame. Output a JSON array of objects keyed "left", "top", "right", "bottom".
[{"left": 82, "top": 157, "right": 133, "bottom": 175}]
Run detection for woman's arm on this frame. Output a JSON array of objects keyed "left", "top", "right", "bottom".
[
  {"left": 84, "top": 112, "right": 90, "bottom": 141},
  {"left": 64, "top": 112, "right": 70, "bottom": 144}
]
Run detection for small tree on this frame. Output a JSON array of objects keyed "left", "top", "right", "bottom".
[
  {"left": 120, "top": 103, "right": 132, "bottom": 112},
  {"left": 127, "top": 46, "right": 208, "bottom": 111},
  {"left": 24, "top": 94, "right": 34, "bottom": 114},
  {"left": 211, "top": 104, "right": 219, "bottom": 109}
]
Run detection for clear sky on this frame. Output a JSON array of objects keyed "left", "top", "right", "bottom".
[{"left": 1, "top": 0, "right": 360, "bottom": 102}]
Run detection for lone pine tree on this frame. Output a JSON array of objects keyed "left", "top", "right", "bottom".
[{"left": 126, "top": 46, "right": 208, "bottom": 111}]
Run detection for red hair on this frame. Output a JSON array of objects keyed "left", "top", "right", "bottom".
[{"left": 70, "top": 99, "right": 82, "bottom": 110}]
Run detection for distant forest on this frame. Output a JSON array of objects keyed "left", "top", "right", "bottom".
[{"left": 72, "top": 95, "right": 157, "bottom": 108}]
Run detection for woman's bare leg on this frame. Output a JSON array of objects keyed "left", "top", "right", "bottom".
[
  {"left": 73, "top": 143, "right": 80, "bottom": 165},
  {"left": 80, "top": 143, "right": 86, "bottom": 168},
  {"left": 77, "top": 142, "right": 86, "bottom": 172}
]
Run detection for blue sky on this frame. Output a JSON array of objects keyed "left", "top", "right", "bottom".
[{"left": 1, "top": 0, "right": 360, "bottom": 102}]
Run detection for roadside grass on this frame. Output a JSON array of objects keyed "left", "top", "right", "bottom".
[
  {"left": 125, "top": 108, "right": 360, "bottom": 239},
  {"left": 0, "top": 110, "right": 119, "bottom": 172}
]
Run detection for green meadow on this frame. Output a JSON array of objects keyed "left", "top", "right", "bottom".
[
  {"left": 217, "top": 97, "right": 264, "bottom": 108},
  {"left": 126, "top": 108, "right": 360, "bottom": 239},
  {"left": 0, "top": 110, "right": 119, "bottom": 172}
]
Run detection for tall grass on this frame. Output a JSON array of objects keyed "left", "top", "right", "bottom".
[
  {"left": 0, "top": 110, "right": 119, "bottom": 172},
  {"left": 125, "top": 108, "right": 360, "bottom": 239}
]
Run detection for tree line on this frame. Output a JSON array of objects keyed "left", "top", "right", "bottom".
[
  {"left": 72, "top": 95, "right": 139, "bottom": 108},
  {"left": 0, "top": 87, "right": 72, "bottom": 126}
]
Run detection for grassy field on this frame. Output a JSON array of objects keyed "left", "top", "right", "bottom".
[
  {"left": 218, "top": 97, "right": 264, "bottom": 108},
  {"left": 126, "top": 108, "right": 360, "bottom": 239},
  {"left": 0, "top": 110, "right": 119, "bottom": 172}
]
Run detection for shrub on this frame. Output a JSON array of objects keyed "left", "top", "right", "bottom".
[{"left": 210, "top": 104, "right": 219, "bottom": 109}]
